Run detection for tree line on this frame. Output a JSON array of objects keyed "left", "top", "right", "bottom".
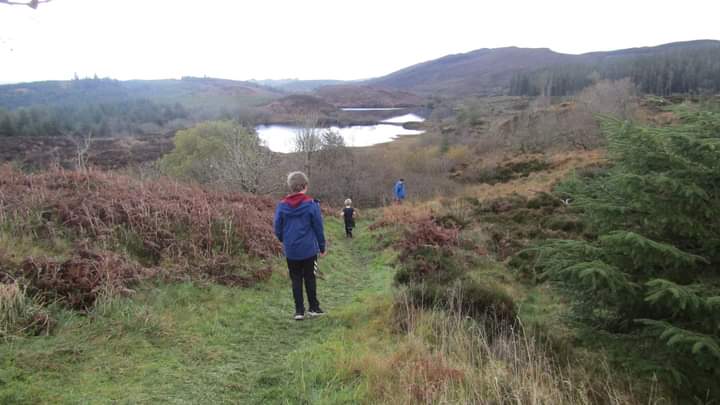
[
  {"left": 510, "top": 46, "right": 720, "bottom": 96},
  {"left": 0, "top": 99, "right": 189, "bottom": 137}
]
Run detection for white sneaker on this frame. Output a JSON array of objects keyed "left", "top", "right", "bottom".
[
  {"left": 308, "top": 308, "right": 325, "bottom": 317},
  {"left": 294, "top": 313, "right": 305, "bottom": 321}
]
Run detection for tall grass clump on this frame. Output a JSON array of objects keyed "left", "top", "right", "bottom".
[
  {"left": 387, "top": 291, "right": 667, "bottom": 404},
  {"left": 0, "top": 281, "right": 50, "bottom": 339},
  {"left": 317, "top": 290, "right": 666, "bottom": 404}
]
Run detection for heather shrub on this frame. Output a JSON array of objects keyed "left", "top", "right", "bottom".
[
  {"left": 394, "top": 245, "right": 460, "bottom": 286},
  {"left": 394, "top": 217, "right": 516, "bottom": 320}
]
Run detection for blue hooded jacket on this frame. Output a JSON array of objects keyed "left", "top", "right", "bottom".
[
  {"left": 273, "top": 193, "right": 326, "bottom": 261},
  {"left": 394, "top": 180, "right": 406, "bottom": 200}
]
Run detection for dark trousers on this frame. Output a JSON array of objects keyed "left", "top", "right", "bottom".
[
  {"left": 344, "top": 220, "right": 354, "bottom": 238},
  {"left": 287, "top": 255, "right": 319, "bottom": 314}
]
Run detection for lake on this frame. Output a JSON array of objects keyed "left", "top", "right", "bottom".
[
  {"left": 257, "top": 113, "right": 425, "bottom": 153},
  {"left": 340, "top": 107, "right": 404, "bottom": 111}
]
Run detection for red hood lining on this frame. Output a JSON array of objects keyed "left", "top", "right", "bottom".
[{"left": 282, "top": 192, "right": 313, "bottom": 208}]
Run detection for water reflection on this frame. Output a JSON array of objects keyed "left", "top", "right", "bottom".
[
  {"left": 381, "top": 113, "right": 425, "bottom": 124},
  {"left": 256, "top": 123, "right": 424, "bottom": 153},
  {"left": 340, "top": 107, "right": 404, "bottom": 111}
]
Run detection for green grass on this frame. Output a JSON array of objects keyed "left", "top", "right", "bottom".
[
  {"left": 0, "top": 215, "right": 667, "bottom": 404},
  {"left": 0, "top": 219, "right": 394, "bottom": 404}
]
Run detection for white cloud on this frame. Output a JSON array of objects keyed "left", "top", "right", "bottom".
[{"left": 1, "top": 0, "right": 718, "bottom": 83}]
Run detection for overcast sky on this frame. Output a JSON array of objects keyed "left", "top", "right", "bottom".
[{"left": 1, "top": 0, "right": 718, "bottom": 83}]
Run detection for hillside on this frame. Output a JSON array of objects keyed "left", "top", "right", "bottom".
[
  {"left": 0, "top": 77, "right": 286, "bottom": 139},
  {"left": 369, "top": 47, "right": 571, "bottom": 96},
  {"left": 263, "top": 94, "right": 338, "bottom": 116},
  {"left": 0, "top": 77, "right": 283, "bottom": 111},
  {"left": 249, "top": 78, "right": 346, "bottom": 93},
  {"left": 367, "top": 40, "right": 720, "bottom": 97},
  {"left": 314, "top": 84, "right": 426, "bottom": 107}
]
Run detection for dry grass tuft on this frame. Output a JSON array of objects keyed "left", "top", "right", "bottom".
[
  {"left": 369, "top": 203, "right": 434, "bottom": 230},
  {"left": 338, "top": 291, "right": 668, "bottom": 405},
  {"left": 467, "top": 149, "right": 606, "bottom": 200},
  {"left": 0, "top": 281, "right": 51, "bottom": 339}
]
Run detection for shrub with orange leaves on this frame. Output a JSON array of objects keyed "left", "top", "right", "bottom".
[{"left": 0, "top": 165, "right": 282, "bottom": 308}]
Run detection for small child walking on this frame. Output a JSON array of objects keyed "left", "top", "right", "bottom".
[{"left": 340, "top": 199, "right": 357, "bottom": 238}]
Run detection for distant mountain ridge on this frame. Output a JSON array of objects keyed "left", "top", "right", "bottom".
[
  {"left": 366, "top": 39, "right": 720, "bottom": 96},
  {"left": 367, "top": 47, "right": 568, "bottom": 96},
  {"left": 2, "top": 40, "right": 718, "bottom": 110}
]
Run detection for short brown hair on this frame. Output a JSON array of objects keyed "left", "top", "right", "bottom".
[{"left": 287, "top": 171, "right": 309, "bottom": 193}]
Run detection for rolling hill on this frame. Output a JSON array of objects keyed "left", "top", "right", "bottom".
[{"left": 0, "top": 76, "right": 284, "bottom": 111}]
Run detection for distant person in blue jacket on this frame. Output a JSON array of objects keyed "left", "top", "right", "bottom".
[
  {"left": 273, "top": 171, "right": 326, "bottom": 321},
  {"left": 394, "top": 178, "right": 406, "bottom": 204}
]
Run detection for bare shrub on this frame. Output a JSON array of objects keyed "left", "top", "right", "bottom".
[
  {"left": 293, "top": 115, "right": 323, "bottom": 179},
  {"left": 65, "top": 130, "right": 93, "bottom": 172},
  {"left": 302, "top": 128, "right": 360, "bottom": 206}
]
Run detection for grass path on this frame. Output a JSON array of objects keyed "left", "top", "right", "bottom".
[{"left": 0, "top": 219, "right": 394, "bottom": 404}]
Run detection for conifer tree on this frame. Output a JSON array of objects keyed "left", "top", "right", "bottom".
[{"left": 531, "top": 110, "right": 720, "bottom": 397}]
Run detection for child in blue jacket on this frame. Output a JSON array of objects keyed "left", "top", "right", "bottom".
[
  {"left": 273, "top": 171, "right": 326, "bottom": 321},
  {"left": 394, "top": 178, "right": 406, "bottom": 204}
]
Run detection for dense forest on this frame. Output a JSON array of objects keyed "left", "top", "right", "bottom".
[{"left": 510, "top": 45, "right": 720, "bottom": 96}]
